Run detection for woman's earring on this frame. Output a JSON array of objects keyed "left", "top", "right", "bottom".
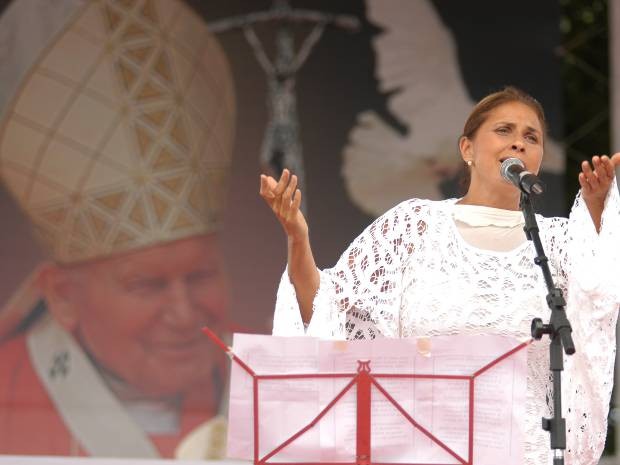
[{"left": 466, "top": 160, "right": 473, "bottom": 167}]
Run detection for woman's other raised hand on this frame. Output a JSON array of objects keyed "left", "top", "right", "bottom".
[
  {"left": 578, "top": 153, "right": 620, "bottom": 232},
  {"left": 259, "top": 169, "right": 309, "bottom": 243},
  {"left": 259, "top": 169, "right": 318, "bottom": 324}
]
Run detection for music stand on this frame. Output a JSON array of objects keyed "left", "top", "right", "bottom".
[{"left": 203, "top": 327, "right": 529, "bottom": 465}]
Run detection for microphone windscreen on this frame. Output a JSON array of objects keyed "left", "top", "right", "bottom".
[{"left": 500, "top": 157, "right": 524, "bottom": 182}]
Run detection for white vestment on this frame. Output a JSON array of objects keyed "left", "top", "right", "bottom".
[{"left": 273, "top": 188, "right": 620, "bottom": 465}]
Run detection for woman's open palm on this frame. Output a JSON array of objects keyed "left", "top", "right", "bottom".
[{"left": 259, "top": 169, "right": 308, "bottom": 242}]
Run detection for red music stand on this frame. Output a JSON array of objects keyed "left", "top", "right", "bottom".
[{"left": 203, "top": 327, "right": 529, "bottom": 465}]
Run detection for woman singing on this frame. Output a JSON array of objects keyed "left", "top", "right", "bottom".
[{"left": 259, "top": 86, "right": 620, "bottom": 464}]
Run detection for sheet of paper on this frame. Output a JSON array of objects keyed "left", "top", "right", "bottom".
[{"left": 226, "top": 333, "right": 527, "bottom": 464}]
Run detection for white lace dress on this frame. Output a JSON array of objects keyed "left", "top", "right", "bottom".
[{"left": 272, "top": 188, "right": 620, "bottom": 465}]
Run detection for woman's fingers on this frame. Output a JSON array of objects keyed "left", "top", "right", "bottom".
[
  {"left": 259, "top": 174, "right": 276, "bottom": 200},
  {"left": 593, "top": 156, "right": 608, "bottom": 187},
  {"left": 273, "top": 169, "right": 290, "bottom": 197},
  {"left": 578, "top": 172, "right": 592, "bottom": 194},
  {"left": 599, "top": 155, "right": 614, "bottom": 181},
  {"left": 259, "top": 169, "right": 302, "bottom": 224},
  {"left": 580, "top": 154, "right": 619, "bottom": 199},
  {"left": 279, "top": 175, "right": 298, "bottom": 218},
  {"left": 582, "top": 158, "right": 599, "bottom": 190},
  {"left": 594, "top": 155, "right": 610, "bottom": 183},
  {"left": 259, "top": 169, "right": 307, "bottom": 240},
  {"left": 288, "top": 189, "right": 302, "bottom": 222},
  {"left": 270, "top": 170, "right": 291, "bottom": 214},
  {"left": 282, "top": 189, "right": 303, "bottom": 237}
]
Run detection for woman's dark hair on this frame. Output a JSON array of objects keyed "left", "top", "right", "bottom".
[{"left": 458, "top": 86, "right": 547, "bottom": 193}]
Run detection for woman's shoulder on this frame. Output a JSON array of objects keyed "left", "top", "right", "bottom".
[
  {"left": 536, "top": 212, "right": 568, "bottom": 231},
  {"left": 384, "top": 197, "right": 457, "bottom": 218},
  {"left": 366, "top": 197, "right": 455, "bottom": 240}
]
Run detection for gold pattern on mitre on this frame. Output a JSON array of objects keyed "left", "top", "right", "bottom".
[{"left": 0, "top": 0, "right": 236, "bottom": 263}]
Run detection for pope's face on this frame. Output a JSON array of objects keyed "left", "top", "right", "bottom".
[{"left": 54, "top": 234, "right": 229, "bottom": 400}]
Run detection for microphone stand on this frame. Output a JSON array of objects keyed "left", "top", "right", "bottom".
[{"left": 519, "top": 191, "right": 575, "bottom": 465}]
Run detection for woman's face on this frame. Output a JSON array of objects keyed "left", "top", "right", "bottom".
[{"left": 460, "top": 101, "right": 544, "bottom": 195}]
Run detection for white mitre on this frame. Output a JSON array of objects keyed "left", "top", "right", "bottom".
[{"left": 0, "top": 0, "right": 235, "bottom": 264}]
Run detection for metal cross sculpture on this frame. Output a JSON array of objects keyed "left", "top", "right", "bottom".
[{"left": 208, "top": 0, "right": 360, "bottom": 211}]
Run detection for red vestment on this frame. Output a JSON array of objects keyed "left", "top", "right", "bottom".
[{"left": 0, "top": 334, "right": 211, "bottom": 457}]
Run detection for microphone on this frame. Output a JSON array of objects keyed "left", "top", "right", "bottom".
[{"left": 500, "top": 157, "right": 545, "bottom": 195}]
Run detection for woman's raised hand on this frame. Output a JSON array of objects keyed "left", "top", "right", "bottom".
[
  {"left": 578, "top": 153, "right": 620, "bottom": 232},
  {"left": 260, "top": 169, "right": 309, "bottom": 242},
  {"left": 579, "top": 154, "right": 620, "bottom": 203},
  {"left": 260, "top": 169, "right": 318, "bottom": 323}
]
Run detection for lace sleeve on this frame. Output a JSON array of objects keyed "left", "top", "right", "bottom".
[
  {"left": 272, "top": 199, "right": 425, "bottom": 339},
  {"left": 542, "top": 185, "right": 620, "bottom": 463},
  {"left": 271, "top": 266, "right": 341, "bottom": 337}
]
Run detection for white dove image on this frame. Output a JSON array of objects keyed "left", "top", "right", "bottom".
[{"left": 343, "top": 0, "right": 564, "bottom": 216}]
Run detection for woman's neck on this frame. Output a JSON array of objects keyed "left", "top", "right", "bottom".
[{"left": 458, "top": 184, "right": 521, "bottom": 211}]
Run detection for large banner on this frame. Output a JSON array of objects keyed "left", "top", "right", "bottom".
[{"left": 0, "top": 0, "right": 563, "bottom": 459}]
